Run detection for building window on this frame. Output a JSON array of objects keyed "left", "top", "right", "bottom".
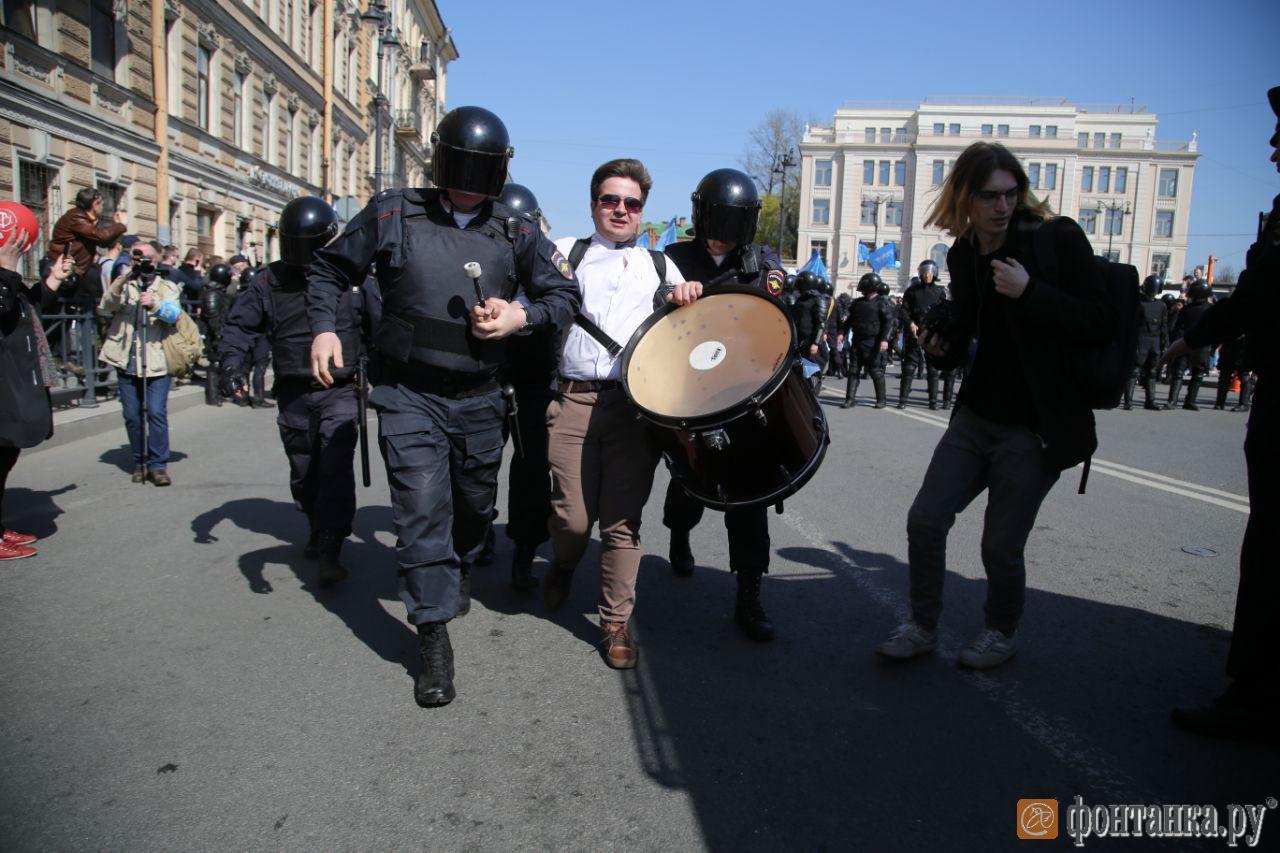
[
  {"left": 811, "top": 240, "right": 828, "bottom": 265},
  {"left": 885, "top": 201, "right": 903, "bottom": 226},
  {"left": 310, "top": 121, "right": 322, "bottom": 186},
  {"left": 1104, "top": 250, "right": 1120, "bottom": 263},
  {"left": 1098, "top": 166, "right": 1110, "bottom": 194},
  {"left": 3, "top": 0, "right": 36, "bottom": 39},
  {"left": 930, "top": 242, "right": 949, "bottom": 272},
  {"left": 1110, "top": 132, "right": 1121, "bottom": 149},
  {"left": 1115, "top": 166, "right": 1127, "bottom": 194},
  {"left": 895, "top": 127, "right": 907, "bottom": 142},
  {"left": 880, "top": 127, "right": 891, "bottom": 142},
  {"left": 981, "top": 124, "right": 993, "bottom": 137},
  {"left": 1046, "top": 125, "right": 1058, "bottom": 138},
  {"left": 1081, "top": 166, "right": 1094, "bottom": 193},
  {"left": 89, "top": 0, "right": 116, "bottom": 79},
  {"left": 1028, "top": 163, "right": 1041, "bottom": 189},
  {"left": 1153, "top": 210, "right": 1174, "bottom": 238},
  {"left": 18, "top": 161, "right": 57, "bottom": 281},
  {"left": 285, "top": 107, "right": 297, "bottom": 173},
  {"left": 262, "top": 91, "right": 273, "bottom": 161},
  {"left": 1158, "top": 168, "right": 1178, "bottom": 198},
  {"left": 879, "top": 160, "right": 890, "bottom": 185},
  {"left": 1029, "top": 125, "right": 1041, "bottom": 138},
  {"left": 893, "top": 161, "right": 905, "bottom": 186},
  {"left": 1104, "top": 207, "right": 1125, "bottom": 236},
  {"left": 814, "top": 160, "right": 832, "bottom": 187},
  {"left": 196, "top": 206, "right": 219, "bottom": 257},
  {"left": 97, "top": 181, "right": 125, "bottom": 220},
  {"left": 863, "top": 161, "right": 875, "bottom": 184},
  {"left": 949, "top": 123, "right": 960, "bottom": 135},
  {"left": 812, "top": 198, "right": 830, "bottom": 225},
  {"left": 1094, "top": 132, "right": 1105, "bottom": 148},
  {"left": 1078, "top": 132, "right": 1088, "bottom": 147},
  {"left": 860, "top": 200, "right": 877, "bottom": 226},
  {"left": 1151, "top": 253, "right": 1171, "bottom": 277},
  {"left": 1078, "top": 208, "right": 1097, "bottom": 234},
  {"left": 931, "top": 160, "right": 944, "bottom": 186},
  {"left": 932, "top": 123, "right": 944, "bottom": 136},
  {"left": 233, "top": 72, "right": 247, "bottom": 149},
  {"left": 997, "top": 124, "right": 1009, "bottom": 137},
  {"left": 196, "top": 45, "right": 211, "bottom": 130},
  {"left": 865, "top": 127, "right": 876, "bottom": 142},
  {"left": 1044, "top": 163, "right": 1057, "bottom": 190}
]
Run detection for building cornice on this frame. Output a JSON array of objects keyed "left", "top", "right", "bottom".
[{"left": 0, "top": 78, "right": 159, "bottom": 164}]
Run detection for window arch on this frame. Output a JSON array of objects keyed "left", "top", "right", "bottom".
[{"left": 929, "top": 242, "right": 949, "bottom": 272}]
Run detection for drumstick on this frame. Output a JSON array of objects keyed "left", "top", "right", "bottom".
[{"left": 463, "top": 262, "right": 485, "bottom": 307}]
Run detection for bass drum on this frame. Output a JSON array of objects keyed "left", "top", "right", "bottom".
[{"left": 621, "top": 285, "right": 829, "bottom": 510}]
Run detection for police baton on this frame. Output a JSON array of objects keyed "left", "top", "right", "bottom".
[
  {"left": 356, "top": 352, "right": 371, "bottom": 488},
  {"left": 464, "top": 261, "right": 486, "bottom": 306}
]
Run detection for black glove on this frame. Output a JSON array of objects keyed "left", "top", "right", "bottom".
[{"left": 220, "top": 370, "right": 248, "bottom": 399}]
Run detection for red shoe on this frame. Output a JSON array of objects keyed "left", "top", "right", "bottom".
[
  {"left": 2, "top": 529, "right": 37, "bottom": 546},
  {"left": 0, "top": 540, "right": 37, "bottom": 561}
]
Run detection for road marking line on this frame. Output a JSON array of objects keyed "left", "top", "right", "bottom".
[{"left": 878, "top": 406, "right": 1250, "bottom": 514}]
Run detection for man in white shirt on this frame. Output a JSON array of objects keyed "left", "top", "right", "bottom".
[{"left": 541, "top": 158, "right": 701, "bottom": 669}]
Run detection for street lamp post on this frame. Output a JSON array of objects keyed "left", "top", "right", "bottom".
[
  {"left": 868, "top": 193, "right": 890, "bottom": 258},
  {"left": 771, "top": 147, "right": 796, "bottom": 256},
  {"left": 1097, "top": 198, "right": 1132, "bottom": 258},
  {"left": 361, "top": 1, "right": 397, "bottom": 195}
]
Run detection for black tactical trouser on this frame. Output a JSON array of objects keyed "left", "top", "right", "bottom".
[
  {"left": 1126, "top": 336, "right": 1162, "bottom": 407},
  {"left": 845, "top": 339, "right": 886, "bottom": 404},
  {"left": 1168, "top": 347, "right": 1209, "bottom": 407},
  {"left": 374, "top": 381, "right": 506, "bottom": 625},
  {"left": 276, "top": 380, "right": 358, "bottom": 538},
  {"left": 900, "top": 332, "right": 939, "bottom": 405},
  {"left": 662, "top": 478, "right": 770, "bottom": 575},
  {"left": 505, "top": 387, "right": 553, "bottom": 548}
]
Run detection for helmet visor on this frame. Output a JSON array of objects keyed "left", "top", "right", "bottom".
[
  {"left": 696, "top": 203, "right": 758, "bottom": 245},
  {"left": 432, "top": 142, "right": 510, "bottom": 197}
]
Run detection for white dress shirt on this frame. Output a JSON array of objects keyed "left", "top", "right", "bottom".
[{"left": 555, "top": 232, "right": 686, "bottom": 381}]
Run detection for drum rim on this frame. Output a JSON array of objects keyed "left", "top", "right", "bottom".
[{"left": 620, "top": 284, "right": 798, "bottom": 429}]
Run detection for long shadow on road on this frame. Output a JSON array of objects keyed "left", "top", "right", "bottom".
[{"left": 623, "top": 540, "right": 1274, "bottom": 852}]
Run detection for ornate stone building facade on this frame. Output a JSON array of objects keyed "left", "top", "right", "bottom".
[{"left": 0, "top": 0, "right": 454, "bottom": 278}]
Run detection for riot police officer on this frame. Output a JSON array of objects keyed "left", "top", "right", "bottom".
[
  {"left": 220, "top": 197, "right": 368, "bottom": 587},
  {"left": 840, "top": 272, "right": 891, "bottom": 408},
  {"left": 780, "top": 273, "right": 798, "bottom": 310},
  {"left": 791, "top": 270, "right": 826, "bottom": 393},
  {"left": 201, "top": 263, "right": 234, "bottom": 406},
  {"left": 660, "top": 168, "right": 784, "bottom": 642},
  {"left": 1127, "top": 275, "right": 1169, "bottom": 410},
  {"left": 898, "top": 259, "right": 949, "bottom": 409},
  {"left": 1168, "top": 280, "right": 1213, "bottom": 410},
  {"left": 495, "top": 182, "right": 556, "bottom": 590},
  {"left": 876, "top": 279, "right": 898, "bottom": 367},
  {"left": 307, "top": 107, "right": 580, "bottom": 708},
  {"left": 830, "top": 291, "right": 853, "bottom": 378}
]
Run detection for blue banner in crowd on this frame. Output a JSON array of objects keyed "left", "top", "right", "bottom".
[
  {"left": 857, "top": 242, "right": 870, "bottom": 265},
  {"left": 868, "top": 242, "right": 897, "bottom": 272},
  {"left": 800, "top": 248, "right": 827, "bottom": 280},
  {"left": 635, "top": 229, "right": 651, "bottom": 249},
  {"left": 654, "top": 218, "right": 678, "bottom": 251}
]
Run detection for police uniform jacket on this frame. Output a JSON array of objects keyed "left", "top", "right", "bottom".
[
  {"left": 662, "top": 240, "right": 783, "bottom": 297},
  {"left": 901, "top": 279, "right": 948, "bottom": 327},
  {"left": 841, "top": 295, "right": 891, "bottom": 345}
]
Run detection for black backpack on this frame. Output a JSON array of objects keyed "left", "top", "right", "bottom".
[{"left": 1032, "top": 219, "right": 1141, "bottom": 410}]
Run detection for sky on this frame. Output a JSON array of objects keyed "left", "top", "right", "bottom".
[{"left": 435, "top": 0, "right": 1279, "bottom": 276}]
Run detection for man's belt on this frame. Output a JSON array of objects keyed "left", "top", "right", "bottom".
[
  {"left": 382, "top": 361, "right": 501, "bottom": 398},
  {"left": 557, "top": 378, "right": 621, "bottom": 393}
]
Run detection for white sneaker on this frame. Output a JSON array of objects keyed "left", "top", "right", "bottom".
[
  {"left": 958, "top": 628, "right": 1016, "bottom": 669},
  {"left": 876, "top": 621, "right": 937, "bottom": 659}
]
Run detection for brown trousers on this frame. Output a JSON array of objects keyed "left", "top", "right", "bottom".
[{"left": 547, "top": 389, "right": 661, "bottom": 623}]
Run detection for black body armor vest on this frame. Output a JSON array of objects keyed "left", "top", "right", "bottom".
[{"left": 267, "top": 261, "right": 361, "bottom": 382}]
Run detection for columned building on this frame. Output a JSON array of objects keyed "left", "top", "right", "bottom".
[
  {"left": 0, "top": 0, "right": 455, "bottom": 279},
  {"left": 798, "top": 97, "right": 1199, "bottom": 293}
]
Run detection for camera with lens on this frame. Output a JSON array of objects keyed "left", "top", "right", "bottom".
[{"left": 129, "top": 251, "right": 159, "bottom": 288}]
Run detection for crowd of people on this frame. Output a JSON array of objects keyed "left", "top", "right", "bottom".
[{"left": 1, "top": 92, "right": 1274, "bottom": 744}]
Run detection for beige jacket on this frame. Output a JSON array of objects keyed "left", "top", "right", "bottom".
[{"left": 98, "top": 275, "right": 182, "bottom": 378}]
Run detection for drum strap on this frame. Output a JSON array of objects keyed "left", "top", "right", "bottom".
[{"left": 564, "top": 237, "right": 669, "bottom": 358}]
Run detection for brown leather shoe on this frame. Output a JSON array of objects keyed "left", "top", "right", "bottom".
[
  {"left": 147, "top": 468, "right": 172, "bottom": 487},
  {"left": 131, "top": 466, "right": 146, "bottom": 484},
  {"left": 599, "top": 621, "right": 638, "bottom": 669},
  {"left": 541, "top": 562, "right": 575, "bottom": 611}
]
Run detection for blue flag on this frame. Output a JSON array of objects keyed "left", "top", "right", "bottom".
[
  {"left": 800, "top": 248, "right": 827, "bottom": 281},
  {"left": 635, "top": 228, "right": 651, "bottom": 249},
  {"left": 655, "top": 217, "right": 678, "bottom": 251},
  {"left": 868, "top": 242, "right": 897, "bottom": 272},
  {"left": 857, "top": 242, "right": 870, "bottom": 264}
]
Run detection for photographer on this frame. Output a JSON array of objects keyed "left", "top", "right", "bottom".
[{"left": 98, "top": 239, "right": 181, "bottom": 486}]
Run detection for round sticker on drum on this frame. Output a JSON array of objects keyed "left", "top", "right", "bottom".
[{"left": 689, "top": 340, "right": 728, "bottom": 371}]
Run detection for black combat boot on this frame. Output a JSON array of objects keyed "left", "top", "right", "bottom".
[
  {"left": 511, "top": 541, "right": 538, "bottom": 590},
  {"left": 303, "top": 516, "right": 320, "bottom": 559},
  {"left": 1214, "top": 374, "right": 1230, "bottom": 409},
  {"left": 926, "top": 372, "right": 939, "bottom": 409},
  {"left": 1233, "top": 376, "right": 1253, "bottom": 412},
  {"left": 734, "top": 571, "right": 774, "bottom": 642},
  {"left": 1143, "top": 378, "right": 1163, "bottom": 410},
  {"left": 669, "top": 528, "right": 695, "bottom": 577},
  {"left": 842, "top": 375, "right": 860, "bottom": 409},
  {"left": 1183, "top": 375, "right": 1203, "bottom": 411},
  {"left": 1167, "top": 374, "right": 1183, "bottom": 409},
  {"left": 457, "top": 565, "right": 471, "bottom": 616},
  {"left": 476, "top": 524, "right": 496, "bottom": 566},
  {"left": 415, "top": 621, "right": 456, "bottom": 707},
  {"left": 897, "top": 373, "right": 911, "bottom": 409},
  {"left": 251, "top": 371, "right": 268, "bottom": 408},
  {"left": 316, "top": 531, "right": 348, "bottom": 587},
  {"left": 872, "top": 373, "right": 888, "bottom": 409},
  {"left": 941, "top": 374, "right": 954, "bottom": 409},
  {"left": 205, "top": 360, "right": 222, "bottom": 407},
  {"left": 1123, "top": 376, "right": 1136, "bottom": 410}
]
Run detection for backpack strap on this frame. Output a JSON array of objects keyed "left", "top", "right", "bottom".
[
  {"left": 649, "top": 249, "right": 667, "bottom": 285},
  {"left": 566, "top": 237, "right": 623, "bottom": 358}
]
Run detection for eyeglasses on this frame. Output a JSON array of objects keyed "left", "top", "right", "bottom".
[
  {"left": 974, "top": 188, "right": 1019, "bottom": 206},
  {"left": 597, "top": 193, "right": 644, "bottom": 213}
]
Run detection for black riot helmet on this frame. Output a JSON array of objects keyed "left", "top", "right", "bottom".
[
  {"left": 430, "top": 106, "right": 514, "bottom": 198},
  {"left": 207, "top": 263, "right": 234, "bottom": 287},
  {"left": 820, "top": 278, "right": 834, "bottom": 296},
  {"left": 279, "top": 196, "right": 339, "bottom": 267},
  {"left": 1187, "top": 280, "right": 1211, "bottom": 301},
  {"left": 1141, "top": 274, "right": 1160, "bottom": 299},
  {"left": 876, "top": 280, "right": 891, "bottom": 297},
  {"left": 783, "top": 273, "right": 797, "bottom": 293},
  {"left": 498, "top": 182, "right": 541, "bottom": 221},
  {"left": 858, "top": 272, "right": 882, "bottom": 295},
  {"left": 690, "top": 168, "right": 762, "bottom": 246},
  {"left": 795, "top": 270, "right": 822, "bottom": 294},
  {"left": 1161, "top": 293, "right": 1176, "bottom": 305},
  {"left": 918, "top": 259, "right": 939, "bottom": 283}
]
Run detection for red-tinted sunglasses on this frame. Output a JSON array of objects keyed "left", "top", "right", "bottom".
[{"left": 597, "top": 193, "right": 643, "bottom": 213}]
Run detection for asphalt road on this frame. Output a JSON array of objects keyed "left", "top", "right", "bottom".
[{"left": 1, "top": 372, "right": 1273, "bottom": 852}]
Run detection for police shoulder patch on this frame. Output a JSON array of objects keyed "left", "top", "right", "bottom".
[
  {"left": 765, "top": 269, "right": 784, "bottom": 296},
  {"left": 552, "top": 250, "right": 573, "bottom": 280}
]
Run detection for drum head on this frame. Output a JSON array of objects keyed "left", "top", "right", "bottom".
[{"left": 624, "top": 288, "right": 793, "bottom": 422}]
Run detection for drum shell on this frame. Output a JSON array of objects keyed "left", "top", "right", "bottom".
[{"left": 651, "top": 369, "right": 829, "bottom": 510}]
